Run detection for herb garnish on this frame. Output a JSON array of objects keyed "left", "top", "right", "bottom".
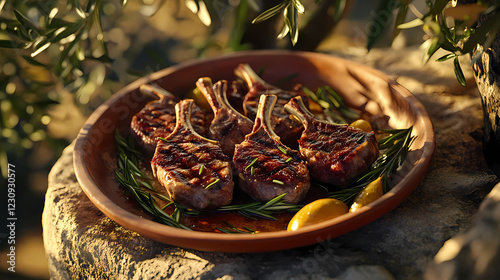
[
  {"left": 303, "top": 86, "right": 360, "bottom": 124},
  {"left": 216, "top": 193, "right": 302, "bottom": 220},
  {"left": 272, "top": 179, "right": 284, "bottom": 185},
  {"left": 278, "top": 146, "right": 288, "bottom": 154},
  {"left": 216, "top": 222, "right": 257, "bottom": 234},
  {"left": 114, "top": 131, "right": 191, "bottom": 230},
  {"left": 328, "top": 126, "right": 415, "bottom": 204},
  {"left": 115, "top": 132, "right": 302, "bottom": 231},
  {"left": 245, "top": 158, "right": 258, "bottom": 171},
  {"left": 205, "top": 178, "right": 220, "bottom": 190}
]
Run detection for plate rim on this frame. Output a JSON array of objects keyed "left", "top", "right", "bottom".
[{"left": 73, "top": 49, "right": 436, "bottom": 252}]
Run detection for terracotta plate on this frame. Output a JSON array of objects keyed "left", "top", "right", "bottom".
[{"left": 73, "top": 50, "right": 435, "bottom": 252}]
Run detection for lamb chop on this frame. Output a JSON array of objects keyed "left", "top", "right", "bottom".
[
  {"left": 234, "top": 64, "right": 308, "bottom": 148},
  {"left": 284, "top": 96, "right": 379, "bottom": 188},
  {"left": 196, "top": 77, "right": 254, "bottom": 157},
  {"left": 233, "top": 94, "right": 310, "bottom": 204},
  {"left": 226, "top": 80, "right": 247, "bottom": 114},
  {"left": 130, "top": 84, "right": 207, "bottom": 157},
  {"left": 151, "top": 99, "right": 233, "bottom": 210}
]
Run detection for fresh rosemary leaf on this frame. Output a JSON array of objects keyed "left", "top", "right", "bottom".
[
  {"left": 217, "top": 226, "right": 255, "bottom": 234},
  {"left": 303, "top": 86, "right": 359, "bottom": 124},
  {"left": 215, "top": 193, "right": 301, "bottom": 220},
  {"left": 278, "top": 146, "right": 287, "bottom": 154},
  {"left": 245, "top": 158, "right": 258, "bottom": 171},
  {"left": 217, "top": 222, "right": 256, "bottom": 234},
  {"left": 205, "top": 178, "right": 220, "bottom": 190}
]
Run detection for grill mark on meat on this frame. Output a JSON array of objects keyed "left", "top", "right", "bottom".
[
  {"left": 234, "top": 64, "right": 308, "bottom": 149},
  {"left": 130, "top": 84, "right": 207, "bottom": 158},
  {"left": 196, "top": 77, "right": 254, "bottom": 157},
  {"left": 151, "top": 99, "right": 234, "bottom": 210},
  {"left": 284, "top": 96, "right": 379, "bottom": 188},
  {"left": 233, "top": 94, "right": 310, "bottom": 204}
]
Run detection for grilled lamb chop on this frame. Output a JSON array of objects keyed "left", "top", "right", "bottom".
[
  {"left": 196, "top": 77, "right": 254, "bottom": 157},
  {"left": 130, "top": 84, "right": 206, "bottom": 157},
  {"left": 151, "top": 99, "right": 233, "bottom": 210},
  {"left": 234, "top": 64, "right": 308, "bottom": 149},
  {"left": 233, "top": 94, "right": 310, "bottom": 204},
  {"left": 284, "top": 96, "right": 379, "bottom": 188}
]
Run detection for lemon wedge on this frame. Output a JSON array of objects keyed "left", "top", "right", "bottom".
[
  {"left": 349, "top": 119, "right": 373, "bottom": 132},
  {"left": 287, "top": 198, "right": 348, "bottom": 231},
  {"left": 349, "top": 177, "right": 383, "bottom": 213}
]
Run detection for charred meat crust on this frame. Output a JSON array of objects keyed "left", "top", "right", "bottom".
[
  {"left": 196, "top": 77, "right": 254, "bottom": 157},
  {"left": 233, "top": 94, "right": 310, "bottom": 204},
  {"left": 235, "top": 64, "right": 308, "bottom": 149},
  {"left": 285, "top": 96, "right": 379, "bottom": 188},
  {"left": 151, "top": 99, "right": 234, "bottom": 210},
  {"left": 130, "top": 85, "right": 207, "bottom": 158}
]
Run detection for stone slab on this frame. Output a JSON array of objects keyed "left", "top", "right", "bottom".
[{"left": 43, "top": 47, "right": 500, "bottom": 279}]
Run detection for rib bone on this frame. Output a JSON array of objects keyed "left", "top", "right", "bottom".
[
  {"left": 196, "top": 77, "right": 253, "bottom": 157},
  {"left": 151, "top": 99, "right": 234, "bottom": 210},
  {"left": 233, "top": 94, "right": 310, "bottom": 204}
]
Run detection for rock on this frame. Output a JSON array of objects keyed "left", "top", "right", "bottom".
[
  {"left": 43, "top": 47, "right": 500, "bottom": 279},
  {"left": 337, "top": 265, "right": 394, "bottom": 280},
  {"left": 471, "top": 9, "right": 500, "bottom": 177},
  {"left": 425, "top": 181, "right": 500, "bottom": 280}
]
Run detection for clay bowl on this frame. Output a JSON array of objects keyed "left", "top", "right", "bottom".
[{"left": 73, "top": 50, "right": 435, "bottom": 252}]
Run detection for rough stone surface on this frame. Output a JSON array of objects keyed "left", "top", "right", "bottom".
[
  {"left": 425, "top": 182, "right": 500, "bottom": 280},
  {"left": 43, "top": 47, "right": 500, "bottom": 279}
]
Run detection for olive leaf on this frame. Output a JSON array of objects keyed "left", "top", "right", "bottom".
[
  {"left": 252, "top": 1, "right": 288, "bottom": 24},
  {"left": 454, "top": 57, "right": 467, "bottom": 87},
  {"left": 0, "top": 40, "right": 29, "bottom": 49},
  {"left": 367, "top": 0, "right": 398, "bottom": 51}
]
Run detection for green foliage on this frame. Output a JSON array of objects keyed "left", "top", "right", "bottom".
[
  {"left": 372, "top": 0, "right": 500, "bottom": 86},
  {"left": 0, "top": 0, "right": 128, "bottom": 176}
]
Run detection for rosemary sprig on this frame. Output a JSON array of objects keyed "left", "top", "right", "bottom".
[
  {"left": 114, "top": 131, "right": 191, "bottom": 230},
  {"left": 115, "top": 132, "right": 302, "bottom": 230},
  {"left": 278, "top": 146, "right": 288, "bottom": 154},
  {"left": 216, "top": 193, "right": 302, "bottom": 220},
  {"left": 329, "top": 126, "right": 415, "bottom": 204},
  {"left": 245, "top": 158, "right": 258, "bottom": 171},
  {"left": 272, "top": 179, "right": 284, "bottom": 185},
  {"left": 216, "top": 222, "right": 257, "bottom": 234},
  {"left": 303, "top": 86, "right": 360, "bottom": 124}
]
